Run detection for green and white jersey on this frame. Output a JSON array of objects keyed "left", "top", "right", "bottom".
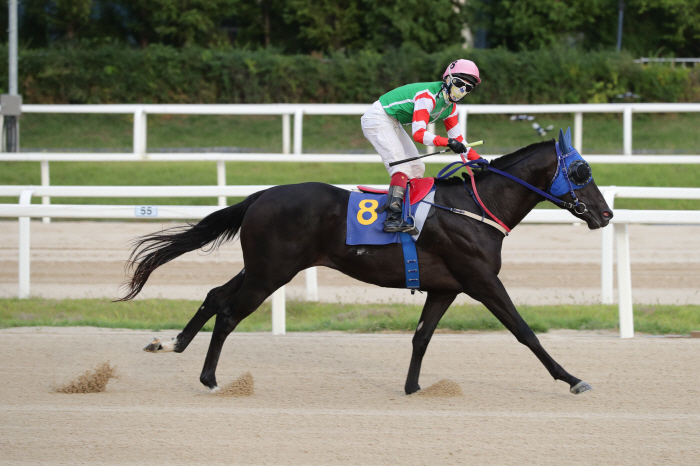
[{"left": 378, "top": 81, "right": 462, "bottom": 147}]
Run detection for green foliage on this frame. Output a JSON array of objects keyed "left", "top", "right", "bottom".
[
  {"left": 469, "top": 0, "right": 700, "bottom": 56},
  {"left": 1, "top": 44, "right": 697, "bottom": 104}
]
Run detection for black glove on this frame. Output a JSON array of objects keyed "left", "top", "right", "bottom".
[{"left": 447, "top": 138, "right": 467, "bottom": 154}]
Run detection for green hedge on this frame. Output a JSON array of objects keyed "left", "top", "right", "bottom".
[{"left": 2, "top": 44, "right": 698, "bottom": 104}]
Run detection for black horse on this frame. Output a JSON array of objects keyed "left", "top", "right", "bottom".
[{"left": 120, "top": 139, "right": 612, "bottom": 395}]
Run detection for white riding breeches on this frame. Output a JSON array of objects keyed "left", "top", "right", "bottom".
[{"left": 361, "top": 100, "right": 425, "bottom": 179}]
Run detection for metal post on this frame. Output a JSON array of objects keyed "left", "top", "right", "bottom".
[
  {"left": 305, "top": 267, "right": 318, "bottom": 301},
  {"left": 133, "top": 108, "right": 147, "bottom": 158},
  {"left": 9, "top": 0, "right": 17, "bottom": 95},
  {"left": 282, "top": 113, "right": 290, "bottom": 154},
  {"left": 271, "top": 286, "right": 286, "bottom": 335},
  {"left": 18, "top": 189, "right": 34, "bottom": 299},
  {"left": 574, "top": 112, "right": 583, "bottom": 150},
  {"left": 216, "top": 160, "right": 226, "bottom": 207},
  {"left": 616, "top": 0, "right": 625, "bottom": 52},
  {"left": 293, "top": 109, "right": 303, "bottom": 155},
  {"left": 623, "top": 106, "right": 632, "bottom": 156},
  {"left": 426, "top": 122, "right": 436, "bottom": 154},
  {"left": 41, "top": 160, "right": 51, "bottom": 223},
  {"left": 615, "top": 223, "right": 634, "bottom": 338},
  {"left": 601, "top": 189, "right": 616, "bottom": 304}
]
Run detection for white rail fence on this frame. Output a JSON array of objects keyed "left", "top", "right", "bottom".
[
  {"left": 2, "top": 184, "right": 699, "bottom": 338},
  {"left": 2, "top": 103, "right": 700, "bottom": 214}
]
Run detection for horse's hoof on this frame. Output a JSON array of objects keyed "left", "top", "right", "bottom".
[
  {"left": 143, "top": 337, "right": 177, "bottom": 353},
  {"left": 143, "top": 337, "right": 163, "bottom": 352},
  {"left": 405, "top": 385, "right": 421, "bottom": 395},
  {"left": 570, "top": 381, "right": 593, "bottom": 395}
]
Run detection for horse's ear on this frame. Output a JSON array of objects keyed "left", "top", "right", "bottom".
[
  {"left": 565, "top": 127, "right": 573, "bottom": 150},
  {"left": 558, "top": 128, "right": 566, "bottom": 152}
]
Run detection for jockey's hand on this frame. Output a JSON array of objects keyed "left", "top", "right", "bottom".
[
  {"left": 447, "top": 138, "right": 467, "bottom": 154},
  {"left": 467, "top": 149, "right": 487, "bottom": 174}
]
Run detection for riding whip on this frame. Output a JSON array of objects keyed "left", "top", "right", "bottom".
[{"left": 389, "top": 140, "right": 484, "bottom": 167}]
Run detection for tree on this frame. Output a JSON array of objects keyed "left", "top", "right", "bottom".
[
  {"left": 120, "top": 0, "right": 238, "bottom": 47},
  {"left": 468, "top": 0, "right": 700, "bottom": 56}
]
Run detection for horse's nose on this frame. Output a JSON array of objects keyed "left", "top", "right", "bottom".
[{"left": 602, "top": 210, "right": 613, "bottom": 219}]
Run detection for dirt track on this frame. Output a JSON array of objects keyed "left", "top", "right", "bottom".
[
  {"left": 1, "top": 326, "right": 699, "bottom": 465},
  {"left": 1, "top": 220, "right": 699, "bottom": 304}
]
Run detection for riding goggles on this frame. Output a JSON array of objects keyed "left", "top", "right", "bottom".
[{"left": 447, "top": 72, "right": 475, "bottom": 102}]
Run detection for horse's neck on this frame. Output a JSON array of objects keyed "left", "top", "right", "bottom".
[{"left": 478, "top": 150, "right": 557, "bottom": 229}]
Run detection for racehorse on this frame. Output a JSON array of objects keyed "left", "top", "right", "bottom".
[{"left": 119, "top": 138, "right": 613, "bottom": 395}]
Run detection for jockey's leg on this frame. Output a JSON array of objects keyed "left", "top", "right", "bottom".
[
  {"left": 383, "top": 172, "right": 418, "bottom": 234},
  {"left": 382, "top": 127, "right": 425, "bottom": 233},
  {"left": 361, "top": 101, "right": 423, "bottom": 234}
]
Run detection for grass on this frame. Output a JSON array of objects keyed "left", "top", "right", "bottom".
[
  {"left": 1, "top": 298, "right": 699, "bottom": 335},
  {"left": 2, "top": 112, "right": 700, "bottom": 209}
]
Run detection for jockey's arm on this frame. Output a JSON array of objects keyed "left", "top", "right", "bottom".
[
  {"left": 442, "top": 105, "right": 481, "bottom": 161},
  {"left": 411, "top": 92, "right": 452, "bottom": 147}
]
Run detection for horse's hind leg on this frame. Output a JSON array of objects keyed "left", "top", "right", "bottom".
[
  {"left": 199, "top": 267, "right": 300, "bottom": 390},
  {"left": 199, "top": 273, "right": 291, "bottom": 391},
  {"left": 143, "top": 269, "right": 245, "bottom": 354},
  {"left": 404, "top": 291, "right": 458, "bottom": 395}
]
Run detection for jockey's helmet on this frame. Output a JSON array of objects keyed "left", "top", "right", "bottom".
[{"left": 443, "top": 59, "right": 480, "bottom": 103}]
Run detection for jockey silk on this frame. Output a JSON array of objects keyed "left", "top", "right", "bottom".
[{"left": 378, "top": 81, "right": 463, "bottom": 147}]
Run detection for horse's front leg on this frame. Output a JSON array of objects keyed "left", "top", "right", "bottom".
[
  {"left": 405, "top": 291, "right": 458, "bottom": 395},
  {"left": 465, "top": 272, "right": 592, "bottom": 395}
]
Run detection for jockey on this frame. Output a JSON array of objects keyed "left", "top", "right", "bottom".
[{"left": 361, "top": 59, "right": 481, "bottom": 234}]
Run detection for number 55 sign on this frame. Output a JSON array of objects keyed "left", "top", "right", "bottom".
[{"left": 135, "top": 206, "right": 158, "bottom": 218}]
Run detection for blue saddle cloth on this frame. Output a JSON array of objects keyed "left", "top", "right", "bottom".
[
  {"left": 346, "top": 192, "right": 422, "bottom": 289},
  {"left": 346, "top": 192, "right": 421, "bottom": 245}
]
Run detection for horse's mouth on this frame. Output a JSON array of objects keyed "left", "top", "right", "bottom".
[{"left": 584, "top": 209, "right": 613, "bottom": 229}]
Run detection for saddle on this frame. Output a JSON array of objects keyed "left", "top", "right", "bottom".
[{"left": 357, "top": 177, "right": 435, "bottom": 205}]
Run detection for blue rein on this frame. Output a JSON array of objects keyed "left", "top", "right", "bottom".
[{"left": 436, "top": 143, "right": 591, "bottom": 214}]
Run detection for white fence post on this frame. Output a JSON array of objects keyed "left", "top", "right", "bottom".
[
  {"left": 293, "top": 108, "right": 303, "bottom": 155},
  {"left": 601, "top": 189, "right": 616, "bottom": 304},
  {"left": 623, "top": 106, "right": 633, "bottom": 156},
  {"left": 271, "top": 286, "right": 286, "bottom": 335},
  {"left": 133, "top": 108, "right": 147, "bottom": 158},
  {"left": 615, "top": 223, "right": 634, "bottom": 338},
  {"left": 305, "top": 267, "right": 318, "bottom": 301},
  {"left": 18, "top": 189, "right": 34, "bottom": 299},
  {"left": 282, "top": 113, "right": 291, "bottom": 154},
  {"left": 41, "top": 160, "right": 51, "bottom": 223},
  {"left": 459, "top": 107, "right": 468, "bottom": 142},
  {"left": 574, "top": 112, "right": 583, "bottom": 150},
  {"left": 426, "top": 122, "right": 436, "bottom": 154},
  {"left": 216, "top": 160, "right": 226, "bottom": 207}
]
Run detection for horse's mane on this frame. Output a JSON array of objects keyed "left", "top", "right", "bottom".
[
  {"left": 488, "top": 139, "right": 554, "bottom": 170},
  {"left": 435, "top": 139, "right": 554, "bottom": 185}
]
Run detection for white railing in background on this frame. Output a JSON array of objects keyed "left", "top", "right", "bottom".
[
  {"left": 2, "top": 103, "right": 700, "bottom": 217},
  {"left": 2, "top": 184, "right": 700, "bottom": 338}
]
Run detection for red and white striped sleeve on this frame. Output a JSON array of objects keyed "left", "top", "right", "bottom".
[
  {"left": 443, "top": 105, "right": 464, "bottom": 143},
  {"left": 411, "top": 91, "right": 449, "bottom": 147}
]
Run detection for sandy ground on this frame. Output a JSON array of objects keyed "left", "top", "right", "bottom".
[
  {"left": 0, "top": 326, "right": 699, "bottom": 465},
  {"left": 1, "top": 220, "right": 699, "bottom": 304}
]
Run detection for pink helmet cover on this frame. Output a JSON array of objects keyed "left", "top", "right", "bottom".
[{"left": 443, "top": 59, "right": 481, "bottom": 84}]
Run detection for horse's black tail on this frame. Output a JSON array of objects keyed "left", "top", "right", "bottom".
[{"left": 117, "top": 190, "right": 267, "bottom": 301}]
